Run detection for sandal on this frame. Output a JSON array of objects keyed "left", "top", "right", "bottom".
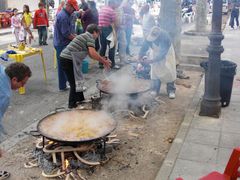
[{"left": 0, "top": 171, "right": 10, "bottom": 180}]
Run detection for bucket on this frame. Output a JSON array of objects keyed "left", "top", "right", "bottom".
[{"left": 82, "top": 59, "right": 89, "bottom": 74}]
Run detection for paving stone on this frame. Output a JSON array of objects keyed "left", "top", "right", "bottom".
[
  {"left": 219, "top": 132, "right": 240, "bottom": 149},
  {"left": 191, "top": 116, "right": 222, "bottom": 132},
  {"left": 185, "top": 128, "right": 220, "bottom": 146},
  {"left": 222, "top": 120, "right": 240, "bottom": 134},
  {"left": 216, "top": 148, "right": 232, "bottom": 167},
  {"left": 169, "top": 159, "right": 216, "bottom": 180},
  {"left": 178, "top": 142, "right": 218, "bottom": 163}
]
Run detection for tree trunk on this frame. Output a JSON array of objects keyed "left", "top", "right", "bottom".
[
  {"left": 195, "top": 0, "right": 208, "bottom": 32},
  {"left": 159, "top": 0, "right": 182, "bottom": 64}
]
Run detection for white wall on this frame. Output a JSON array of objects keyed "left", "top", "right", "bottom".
[{"left": 7, "top": 0, "right": 39, "bottom": 11}]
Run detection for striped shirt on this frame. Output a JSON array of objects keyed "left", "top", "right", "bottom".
[
  {"left": 60, "top": 32, "right": 95, "bottom": 60},
  {"left": 98, "top": 6, "right": 116, "bottom": 27}
]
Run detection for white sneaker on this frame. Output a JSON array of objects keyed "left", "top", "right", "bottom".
[
  {"left": 82, "top": 86, "right": 87, "bottom": 91},
  {"left": 112, "top": 65, "right": 120, "bottom": 69},
  {"left": 150, "top": 91, "right": 157, "bottom": 97},
  {"left": 168, "top": 92, "right": 176, "bottom": 99}
]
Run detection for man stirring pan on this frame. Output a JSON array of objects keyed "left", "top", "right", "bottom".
[
  {"left": 139, "top": 26, "right": 177, "bottom": 99},
  {"left": 60, "top": 24, "right": 111, "bottom": 109},
  {"left": 0, "top": 62, "right": 32, "bottom": 179}
]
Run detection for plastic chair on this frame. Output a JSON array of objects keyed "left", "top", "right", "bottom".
[{"left": 176, "top": 147, "right": 240, "bottom": 180}]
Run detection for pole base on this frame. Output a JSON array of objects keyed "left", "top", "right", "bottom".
[{"left": 199, "top": 98, "right": 221, "bottom": 118}]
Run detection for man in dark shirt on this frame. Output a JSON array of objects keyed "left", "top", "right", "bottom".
[{"left": 53, "top": 0, "right": 79, "bottom": 91}]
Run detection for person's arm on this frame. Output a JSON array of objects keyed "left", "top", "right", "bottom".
[
  {"left": 139, "top": 40, "right": 150, "bottom": 58},
  {"left": 88, "top": 47, "right": 111, "bottom": 69},
  {"left": 152, "top": 38, "right": 171, "bottom": 63},
  {"left": 33, "top": 10, "right": 37, "bottom": 29},
  {"left": 59, "top": 18, "right": 76, "bottom": 40},
  {"left": 45, "top": 10, "right": 49, "bottom": 27}
]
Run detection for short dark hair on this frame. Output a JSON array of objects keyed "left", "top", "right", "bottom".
[
  {"left": 5, "top": 62, "right": 32, "bottom": 81},
  {"left": 12, "top": 8, "right": 18, "bottom": 12},
  {"left": 39, "top": 2, "right": 44, "bottom": 7},
  {"left": 86, "top": 24, "right": 100, "bottom": 34}
]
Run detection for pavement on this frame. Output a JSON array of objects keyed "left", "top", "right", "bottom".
[{"left": 155, "top": 23, "right": 240, "bottom": 179}]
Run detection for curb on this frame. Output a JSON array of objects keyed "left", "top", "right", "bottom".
[
  {"left": 0, "top": 31, "right": 12, "bottom": 36},
  {"left": 155, "top": 75, "right": 204, "bottom": 180},
  {"left": 184, "top": 30, "right": 210, "bottom": 36}
]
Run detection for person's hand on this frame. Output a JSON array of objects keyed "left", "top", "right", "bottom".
[
  {"left": 140, "top": 56, "right": 150, "bottom": 64},
  {"left": 103, "top": 58, "right": 112, "bottom": 70}
]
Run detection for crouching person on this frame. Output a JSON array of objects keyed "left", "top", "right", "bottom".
[
  {"left": 139, "top": 26, "right": 176, "bottom": 99},
  {"left": 0, "top": 62, "right": 32, "bottom": 179}
]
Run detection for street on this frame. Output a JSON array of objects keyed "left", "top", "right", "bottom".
[{"left": 0, "top": 0, "right": 239, "bottom": 180}]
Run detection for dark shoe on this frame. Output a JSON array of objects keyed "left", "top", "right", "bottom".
[
  {"left": 68, "top": 103, "right": 78, "bottom": 109},
  {"left": 43, "top": 43, "right": 48, "bottom": 46}
]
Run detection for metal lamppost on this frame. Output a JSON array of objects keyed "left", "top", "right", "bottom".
[{"left": 199, "top": 0, "right": 224, "bottom": 118}]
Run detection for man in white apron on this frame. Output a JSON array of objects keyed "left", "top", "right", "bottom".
[{"left": 139, "top": 26, "right": 177, "bottom": 99}]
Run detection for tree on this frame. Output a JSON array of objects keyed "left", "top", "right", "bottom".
[
  {"left": 195, "top": 0, "right": 208, "bottom": 32},
  {"left": 158, "top": 0, "right": 182, "bottom": 64}
]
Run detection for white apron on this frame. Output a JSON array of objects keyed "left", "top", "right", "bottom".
[
  {"left": 150, "top": 44, "right": 177, "bottom": 83},
  {"left": 71, "top": 52, "right": 88, "bottom": 92}
]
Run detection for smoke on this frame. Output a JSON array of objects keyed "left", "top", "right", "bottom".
[{"left": 100, "top": 65, "right": 151, "bottom": 115}]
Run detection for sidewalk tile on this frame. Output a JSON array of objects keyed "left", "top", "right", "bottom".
[
  {"left": 185, "top": 128, "right": 220, "bottom": 146},
  {"left": 221, "top": 109, "right": 240, "bottom": 122},
  {"left": 219, "top": 132, "right": 240, "bottom": 148},
  {"left": 222, "top": 120, "right": 240, "bottom": 133},
  {"left": 191, "top": 116, "right": 222, "bottom": 132},
  {"left": 169, "top": 159, "right": 216, "bottom": 180},
  {"left": 178, "top": 142, "right": 218, "bottom": 163},
  {"left": 216, "top": 148, "right": 232, "bottom": 167}
]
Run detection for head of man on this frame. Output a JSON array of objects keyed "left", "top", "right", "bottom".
[
  {"left": 140, "top": 4, "right": 149, "bottom": 16},
  {"left": 86, "top": 24, "right": 100, "bottom": 39},
  {"left": 5, "top": 63, "right": 32, "bottom": 90},
  {"left": 38, "top": 2, "right": 44, "bottom": 9},
  {"left": 146, "top": 26, "right": 162, "bottom": 43},
  {"left": 88, "top": 1, "right": 96, "bottom": 10},
  {"left": 65, "top": 0, "right": 79, "bottom": 14}
]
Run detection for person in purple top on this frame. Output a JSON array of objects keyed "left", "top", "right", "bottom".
[{"left": 53, "top": 0, "right": 79, "bottom": 91}]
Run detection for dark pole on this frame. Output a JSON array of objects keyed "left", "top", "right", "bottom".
[{"left": 199, "top": 0, "right": 224, "bottom": 118}]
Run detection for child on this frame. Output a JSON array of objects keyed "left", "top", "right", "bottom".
[
  {"left": 22, "top": 5, "right": 34, "bottom": 44},
  {"left": 11, "top": 8, "right": 21, "bottom": 44}
]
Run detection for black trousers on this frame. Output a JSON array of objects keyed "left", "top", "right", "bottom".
[
  {"left": 99, "top": 26, "right": 115, "bottom": 67},
  {"left": 60, "top": 57, "right": 85, "bottom": 108}
]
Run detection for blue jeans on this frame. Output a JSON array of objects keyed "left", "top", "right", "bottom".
[
  {"left": 37, "top": 26, "right": 48, "bottom": 45},
  {"left": 54, "top": 45, "right": 68, "bottom": 90},
  {"left": 152, "top": 79, "right": 176, "bottom": 95},
  {"left": 125, "top": 27, "right": 132, "bottom": 55}
]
